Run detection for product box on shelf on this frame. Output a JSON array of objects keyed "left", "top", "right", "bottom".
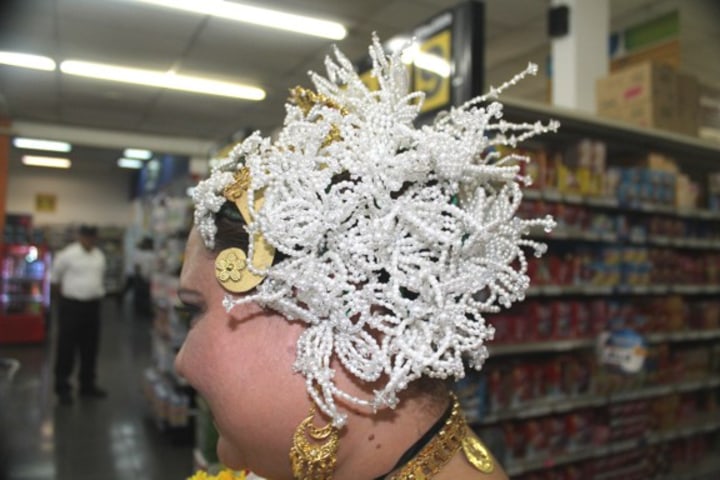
[
  {"left": 557, "top": 139, "right": 607, "bottom": 196},
  {"left": 596, "top": 61, "right": 678, "bottom": 132},
  {"left": 699, "top": 84, "right": 720, "bottom": 144},
  {"left": 707, "top": 172, "right": 720, "bottom": 210},
  {"left": 676, "top": 72, "right": 700, "bottom": 137}
]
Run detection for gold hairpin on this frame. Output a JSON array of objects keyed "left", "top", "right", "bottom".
[{"left": 215, "top": 166, "right": 276, "bottom": 293}]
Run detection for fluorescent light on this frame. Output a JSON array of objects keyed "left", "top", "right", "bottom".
[
  {"left": 0, "top": 51, "right": 56, "bottom": 71},
  {"left": 14, "top": 137, "right": 72, "bottom": 152},
  {"left": 123, "top": 148, "right": 153, "bottom": 160},
  {"left": 412, "top": 51, "right": 451, "bottom": 78},
  {"left": 22, "top": 155, "right": 72, "bottom": 169},
  {"left": 117, "top": 158, "right": 144, "bottom": 169},
  {"left": 387, "top": 37, "right": 411, "bottom": 53},
  {"left": 60, "top": 60, "right": 265, "bottom": 100},
  {"left": 136, "top": 0, "right": 346, "bottom": 40},
  {"left": 401, "top": 44, "right": 452, "bottom": 78}
]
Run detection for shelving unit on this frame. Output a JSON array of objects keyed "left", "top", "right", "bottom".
[
  {"left": 0, "top": 243, "right": 51, "bottom": 344},
  {"left": 97, "top": 226, "right": 126, "bottom": 296},
  {"left": 141, "top": 194, "right": 195, "bottom": 442},
  {"left": 463, "top": 101, "right": 720, "bottom": 480}
]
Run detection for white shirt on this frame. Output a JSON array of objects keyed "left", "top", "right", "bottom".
[
  {"left": 133, "top": 249, "right": 155, "bottom": 281},
  {"left": 51, "top": 242, "right": 106, "bottom": 300}
]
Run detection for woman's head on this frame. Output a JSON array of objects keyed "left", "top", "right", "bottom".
[
  {"left": 175, "top": 228, "right": 309, "bottom": 475},
  {"left": 181, "top": 34, "right": 555, "bottom": 451}
]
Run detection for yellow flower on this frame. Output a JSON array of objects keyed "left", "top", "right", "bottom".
[
  {"left": 187, "top": 469, "right": 247, "bottom": 480},
  {"left": 215, "top": 251, "right": 247, "bottom": 282}
]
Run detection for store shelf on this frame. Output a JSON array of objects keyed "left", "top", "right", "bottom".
[
  {"left": 648, "top": 416, "right": 720, "bottom": 445},
  {"left": 0, "top": 244, "right": 50, "bottom": 344},
  {"left": 537, "top": 229, "right": 720, "bottom": 250},
  {"left": 646, "top": 329, "right": 720, "bottom": 343},
  {"left": 503, "top": 98, "right": 720, "bottom": 168},
  {"left": 655, "top": 457, "right": 720, "bottom": 480},
  {"left": 471, "top": 100, "right": 720, "bottom": 478},
  {"left": 490, "top": 338, "right": 596, "bottom": 355},
  {"left": 475, "top": 375, "right": 720, "bottom": 425},
  {"left": 490, "top": 329, "right": 720, "bottom": 356},
  {"left": 504, "top": 416, "right": 720, "bottom": 477},
  {"left": 526, "top": 189, "right": 720, "bottom": 221},
  {"left": 526, "top": 284, "right": 720, "bottom": 297},
  {"left": 505, "top": 438, "right": 639, "bottom": 477}
]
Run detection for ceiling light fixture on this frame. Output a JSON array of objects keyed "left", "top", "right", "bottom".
[
  {"left": 123, "top": 148, "right": 153, "bottom": 160},
  {"left": 13, "top": 137, "right": 72, "bottom": 152},
  {"left": 401, "top": 44, "right": 452, "bottom": 78},
  {"left": 60, "top": 60, "right": 266, "bottom": 100},
  {"left": 22, "top": 155, "right": 72, "bottom": 169},
  {"left": 0, "top": 51, "right": 56, "bottom": 71},
  {"left": 117, "top": 157, "right": 144, "bottom": 169},
  {"left": 135, "top": 0, "right": 347, "bottom": 40}
]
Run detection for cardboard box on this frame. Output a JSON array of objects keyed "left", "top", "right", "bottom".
[
  {"left": 675, "top": 73, "right": 700, "bottom": 137},
  {"left": 596, "top": 62, "right": 677, "bottom": 132},
  {"left": 699, "top": 84, "right": 720, "bottom": 144}
]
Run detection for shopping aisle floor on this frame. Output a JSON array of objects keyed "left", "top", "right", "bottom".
[{"left": 0, "top": 298, "right": 193, "bottom": 480}]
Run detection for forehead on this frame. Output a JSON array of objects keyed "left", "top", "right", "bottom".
[{"left": 181, "top": 229, "right": 215, "bottom": 286}]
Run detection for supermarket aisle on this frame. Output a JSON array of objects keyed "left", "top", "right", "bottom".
[{"left": 0, "top": 297, "right": 193, "bottom": 480}]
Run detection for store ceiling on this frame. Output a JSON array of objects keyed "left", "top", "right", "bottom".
[{"left": 0, "top": 0, "right": 714, "bottom": 167}]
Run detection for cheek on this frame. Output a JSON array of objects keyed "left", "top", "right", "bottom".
[
  {"left": 175, "top": 310, "right": 239, "bottom": 400},
  {"left": 180, "top": 316, "right": 311, "bottom": 473}
]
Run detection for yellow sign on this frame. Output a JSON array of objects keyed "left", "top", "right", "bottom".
[
  {"left": 414, "top": 29, "right": 452, "bottom": 113},
  {"left": 359, "top": 69, "right": 380, "bottom": 92},
  {"left": 35, "top": 193, "right": 57, "bottom": 212}
]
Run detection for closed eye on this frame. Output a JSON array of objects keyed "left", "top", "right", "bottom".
[{"left": 174, "top": 303, "right": 203, "bottom": 329}]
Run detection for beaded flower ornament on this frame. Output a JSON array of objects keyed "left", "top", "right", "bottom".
[{"left": 193, "top": 35, "right": 557, "bottom": 427}]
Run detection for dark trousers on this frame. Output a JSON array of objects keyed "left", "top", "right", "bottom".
[
  {"left": 54, "top": 297, "right": 102, "bottom": 395},
  {"left": 133, "top": 275, "right": 152, "bottom": 316}
]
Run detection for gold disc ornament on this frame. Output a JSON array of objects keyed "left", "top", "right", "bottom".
[{"left": 461, "top": 434, "right": 495, "bottom": 474}]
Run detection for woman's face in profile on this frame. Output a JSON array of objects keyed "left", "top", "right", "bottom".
[{"left": 174, "top": 228, "right": 308, "bottom": 476}]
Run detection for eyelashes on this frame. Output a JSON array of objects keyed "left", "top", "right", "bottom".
[{"left": 174, "top": 303, "right": 203, "bottom": 328}]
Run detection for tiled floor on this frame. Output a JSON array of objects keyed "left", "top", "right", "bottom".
[{"left": 0, "top": 297, "right": 193, "bottom": 480}]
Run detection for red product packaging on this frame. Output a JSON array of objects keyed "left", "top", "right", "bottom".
[
  {"left": 511, "top": 363, "right": 534, "bottom": 405},
  {"left": 544, "top": 415, "right": 567, "bottom": 453},
  {"left": 543, "top": 359, "right": 564, "bottom": 398},
  {"left": 523, "top": 419, "right": 548, "bottom": 458},
  {"left": 532, "top": 303, "right": 554, "bottom": 340},
  {"left": 553, "top": 301, "right": 574, "bottom": 339}
]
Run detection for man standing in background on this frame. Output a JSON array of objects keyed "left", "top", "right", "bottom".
[{"left": 51, "top": 225, "right": 107, "bottom": 405}]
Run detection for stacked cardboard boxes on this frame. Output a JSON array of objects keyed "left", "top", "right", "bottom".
[{"left": 595, "top": 62, "right": 699, "bottom": 137}]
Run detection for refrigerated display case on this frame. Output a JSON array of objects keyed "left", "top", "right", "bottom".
[{"left": 0, "top": 244, "right": 51, "bottom": 344}]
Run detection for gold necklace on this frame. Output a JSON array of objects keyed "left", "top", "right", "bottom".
[{"left": 387, "top": 393, "right": 494, "bottom": 479}]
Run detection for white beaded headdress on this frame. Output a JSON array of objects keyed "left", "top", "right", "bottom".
[{"left": 193, "top": 36, "right": 557, "bottom": 427}]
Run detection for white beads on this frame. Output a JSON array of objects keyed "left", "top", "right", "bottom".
[{"left": 193, "top": 36, "right": 556, "bottom": 428}]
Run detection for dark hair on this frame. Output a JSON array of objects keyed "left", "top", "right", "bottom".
[
  {"left": 78, "top": 224, "right": 98, "bottom": 237},
  {"left": 213, "top": 201, "right": 250, "bottom": 253}
]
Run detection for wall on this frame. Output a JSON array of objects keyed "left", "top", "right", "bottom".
[{"left": 5, "top": 163, "right": 135, "bottom": 227}]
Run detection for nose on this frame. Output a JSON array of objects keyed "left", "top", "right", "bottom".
[{"left": 174, "top": 344, "right": 186, "bottom": 379}]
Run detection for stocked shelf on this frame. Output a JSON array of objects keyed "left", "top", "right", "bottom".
[
  {"left": 476, "top": 102, "right": 720, "bottom": 479},
  {"left": 474, "top": 375, "right": 720, "bottom": 424},
  {"left": 524, "top": 189, "right": 720, "bottom": 220},
  {"left": 0, "top": 243, "right": 50, "bottom": 344},
  {"left": 490, "top": 329, "right": 720, "bottom": 356},
  {"left": 655, "top": 456, "right": 720, "bottom": 480},
  {"left": 527, "top": 284, "right": 720, "bottom": 297},
  {"left": 505, "top": 416, "right": 720, "bottom": 477}
]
